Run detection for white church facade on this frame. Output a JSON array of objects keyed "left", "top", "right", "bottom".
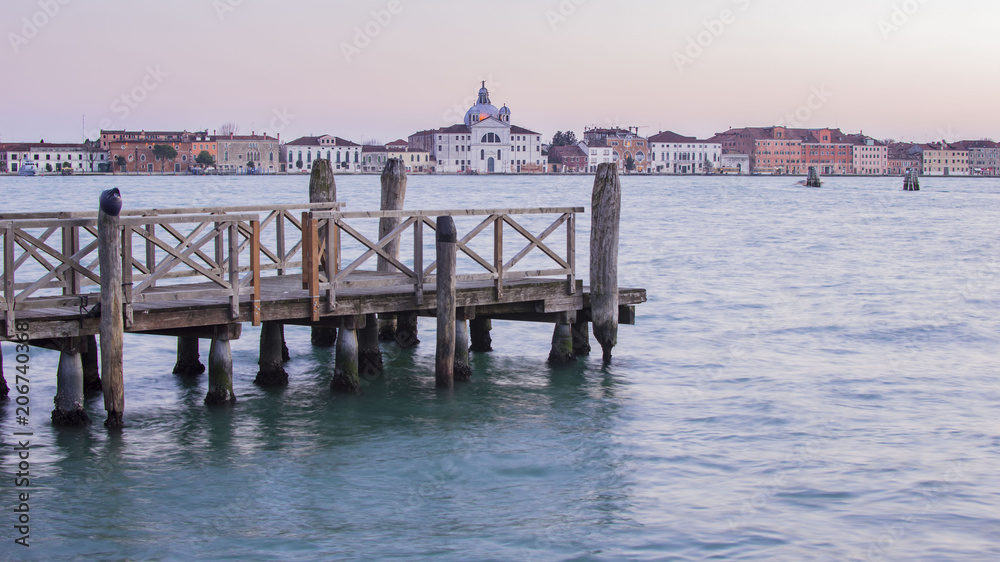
[{"left": 409, "top": 83, "right": 545, "bottom": 174}]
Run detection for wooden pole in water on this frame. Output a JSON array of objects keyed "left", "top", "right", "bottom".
[
  {"left": 548, "top": 314, "right": 576, "bottom": 366},
  {"left": 332, "top": 316, "right": 361, "bottom": 394},
  {"left": 206, "top": 327, "right": 236, "bottom": 405},
  {"left": 590, "top": 163, "right": 621, "bottom": 362},
  {"left": 172, "top": 337, "right": 205, "bottom": 376},
  {"left": 51, "top": 338, "right": 89, "bottom": 426},
  {"left": 435, "top": 216, "right": 457, "bottom": 388},
  {"left": 378, "top": 159, "right": 411, "bottom": 343},
  {"left": 309, "top": 159, "right": 337, "bottom": 347},
  {"left": 359, "top": 313, "right": 384, "bottom": 380},
  {"left": 454, "top": 313, "right": 472, "bottom": 382},
  {"left": 0, "top": 344, "right": 9, "bottom": 399},
  {"left": 904, "top": 169, "right": 920, "bottom": 191},
  {"left": 82, "top": 334, "right": 102, "bottom": 394},
  {"left": 572, "top": 319, "right": 592, "bottom": 356},
  {"left": 469, "top": 318, "right": 493, "bottom": 352},
  {"left": 98, "top": 188, "right": 125, "bottom": 428},
  {"left": 255, "top": 322, "right": 288, "bottom": 387}
]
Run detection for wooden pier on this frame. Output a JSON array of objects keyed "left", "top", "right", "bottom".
[{"left": 0, "top": 161, "right": 646, "bottom": 428}]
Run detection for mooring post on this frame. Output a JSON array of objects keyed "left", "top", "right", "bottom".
[
  {"left": 51, "top": 338, "right": 89, "bottom": 426},
  {"left": 435, "top": 216, "right": 457, "bottom": 388},
  {"left": 172, "top": 337, "right": 205, "bottom": 376},
  {"left": 255, "top": 321, "right": 288, "bottom": 387},
  {"left": 572, "top": 319, "right": 592, "bottom": 356},
  {"left": 332, "top": 316, "right": 361, "bottom": 394},
  {"left": 0, "top": 344, "right": 9, "bottom": 399},
  {"left": 806, "top": 166, "right": 821, "bottom": 188},
  {"left": 455, "top": 311, "right": 472, "bottom": 382},
  {"left": 206, "top": 326, "right": 236, "bottom": 405},
  {"left": 280, "top": 324, "right": 290, "bottom": 362},
  {"left": 377, "top": 159, "right": 408, "bottom": 342},
  {"left": 309, "top": 159, "right": 338, "bottom": 347},
  {"left": 359, "top": 313, "right": 384, "bottom": 380},
  {"left": 904, "top": 169, "right": 920, "bottom": 191},
  {"left": 82, "top": 334, "right": 102, "bottom": 394},
  {"left": 469, "top": 317, "right": 493, "bottom": 352},
  {"left": 591, "top": 163, "right": 621, "bottom": 362},
  {"left": 98, "top": 188, "right": 125, "bottom": 428},
  {"left": 548, "top": 313, "right": 576, "bottom": 366}
]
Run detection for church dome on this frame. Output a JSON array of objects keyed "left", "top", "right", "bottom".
[
  {"left": 499, "top": 105, "right": 510, "bottom": 115},
  {"left": 464, "top": 81, "right": 502, "bottom": 126}
]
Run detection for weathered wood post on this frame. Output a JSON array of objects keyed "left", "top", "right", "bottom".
[
  {"left": 454, "top": 312, "right": 472, "bottom": 382},
  {"left": 469, "top": 318, "right": 493, "bottom": 352},
  {"left": 51, "top": 338, "right": 89, "bottom": 426},
  {"left": 806, "top": 166, "right": 822, "bottom": 188},
  {"left": 172, "top": 337, "right": 205, "bottom": 376},
  {"left": 255, "top": 322, "right": 288, "bottom": 387},
  {"left": 904, "top": 169, "right": 920, "bottom": 191},
  {"left": 377, "top": 159, "right": 415, "bottom": 344},
  {"left": 0, "top": 345, "right": 9, "bottom": 399},
  {"left": 572, "top": 320, "right": 592, "bottom": 356},
  {"left": 358, "top": 313, "right": 383, "bottom": 380},
  {"left": 310, "top": 159, "right": 338, "bottom": 348},
  {"left": 435, "top": 216, "right": 457, "bottom": 388},
  {"left": 82, "top": 334, "right": 102, "bottom": 394},
  {"left": 98, "top": 188, "right": 125, "bottom": 428},
  {"left": 548, "top": 313, "right": 576, "bottom": 366},
  {"left": 591, "top": 163, "right": 621, "bottom": 362},
  {"left": 332, "top": 316, "right": 361, "bottom": 394},
  {"left": 206, "top": 326, "right": 236, "bottom": 405}
]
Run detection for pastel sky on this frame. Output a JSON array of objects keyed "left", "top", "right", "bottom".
[{"left": 2, "top": 0, "right": 999, "bottom": 145}]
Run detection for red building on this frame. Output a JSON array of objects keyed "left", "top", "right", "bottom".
[{"left": 548, "top": 145, "right": 588, "bottom": 173}]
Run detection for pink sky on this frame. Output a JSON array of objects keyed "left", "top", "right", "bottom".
[{"left": 2, "top": 0, "right": 999, "bottom": 144}]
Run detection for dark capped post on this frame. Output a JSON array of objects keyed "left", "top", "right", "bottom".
[
  {"left": 309, "top": 159, "right": 338, "bottom": 347},
  {"left": 98, "top": 188, "right": 125, "bottom": 428},
  {"left": 590, "top": 163, "right": 621, "bottom": 362},
  {"left": 435, "top": 216, "right": 457, "bottom": 388}
]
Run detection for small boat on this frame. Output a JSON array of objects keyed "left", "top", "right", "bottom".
[{"left": 17, "top": 161, "right": 38, "bottom": 176}]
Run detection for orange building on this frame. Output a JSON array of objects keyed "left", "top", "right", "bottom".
[{"left": 102, "top": 130, "right": 214, "bottom": 173}]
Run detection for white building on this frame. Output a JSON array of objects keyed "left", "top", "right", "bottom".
[
  {"left": 648, "top": 131, "right": 722, "bottom": 174},
  {"left": 580, "top": 140, "right": 614, "bottom": 173},
  {"left": 849, "top": 136, "right": 888, "bottom": 175},
  {"left": 1, "top": 142, "right": 108, "bottom": 173},
  {"left": 283, "top": 135, "right": 362, "bottom": 173},
  {"left": 720, "top": 154, "right": 751, "bottom": 175},
  {"left": 408, "top": 83, "right": 545, "bottom": 174}
]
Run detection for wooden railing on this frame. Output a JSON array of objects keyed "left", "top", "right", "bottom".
[
  {"left": 302, "top": 208, "right": 582, "bottom": 321},
  {"left": 0, "top": 203, "right": 343, "bottom": 334}
]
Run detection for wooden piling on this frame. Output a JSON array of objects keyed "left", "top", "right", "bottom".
[
  {"left": 904, "top": 169, "right": 920, "bottom": 191},
  {"left": 82, "top": 334, "right": 102, "bottom": 394},
  {"left": 806, "top": 166, "right": 822, "bottom": 188},
  {"left": 280, "top": 324, "right": 290, "bottom": 362},
  {"left": 255, "top": 321, "right": 288, "bottom": 387},
  {"left": 359, "top": 313, "right": 384, "bottom": 380},
  {"left": 51, "top": 339, "right": 89, "bottom": 426},
  {"left": 548, "top": 319, "right": 575, "bottom": 366},
  {"left": 98, "top": 188, "right": 125, "bottom": 428},
  {"left": 309, "top": 159, "right": 338, "bottom": 347},
  {"left": 454, "top": 315, "right": 472, "bottom": 382},
  {"left": 332, "top": 316, "right": 361, "bottom": 394},
  {"left": 469, "top": 318, "right": 493, "bottom": 352},
  {"left": 590, "top": 164, "right": 622, "bottom": 362},
  {"left": 435, "top": 216, "right": 457, "bottom": 388},
  {"left": 206, "top": 330, "right": 236, "bottom": 405},
  {"left": 378, "top": 159, "right": 408, "bottom": 342},
  {"left": 572, "top": 320, "right": 592, "bottom": 356},
  {"left": 172, "top": 337, "right": 205, "bottom": 376},
  {"left": 0, "top": 345, "right": 9, "bottom": 399}
]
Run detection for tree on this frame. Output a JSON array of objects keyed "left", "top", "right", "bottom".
[
  {"left": 296, "top": 158, "right": 304, "bottom": 170},
  {"left": 196, "top": 150, "right": 215, "bottom": 167},
  {"left": 624, "top": 154, "right": 636, "bottom": 173},
  {"left": 551, "top": 131, "right": 578, "bottom": 147},
  {"left": 114, "top": 155, "right": 127, "bottom": 173},
  {"left": 152, "top": 144, "right": 178, "bottom": 174},
  {"left": 219, "top": 121, "right": 239, "bottom": 136}
]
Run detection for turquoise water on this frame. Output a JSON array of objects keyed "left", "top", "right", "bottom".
[{"left": 1, "top": 174, "right": 999, "bottom": 560}]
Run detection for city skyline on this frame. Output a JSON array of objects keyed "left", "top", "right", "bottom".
[{"left": 3, "top": 0, "right": 999, "bottom": 145}]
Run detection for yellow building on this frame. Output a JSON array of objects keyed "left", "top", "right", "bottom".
[{"left": 916, "top": 142, "right": 969, "bottom": 176}]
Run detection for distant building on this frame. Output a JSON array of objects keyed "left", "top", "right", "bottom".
[
  {"left": 102, "top": 130, "right": 212, "bottom": 174},
  {"left": 846, "top": 135, "right": 888, "bottom": 175},
  {"left": 710, "top": 127, "right": 804, "bottom": 174},
  {"left": 887, "top": 143, "right": 921, "bottom": 176},
  {"left": 796, "top": 128, "right": 853, "bottom": 175},
  {"left": 548, "top": 144, "right": 588, "bottom": 173},
  {"left": 647, "top": 131, "right": 721, "bottom": 174},
  {"left": 910, "top": 142, "right": 969, "bottom": 176},
  {"left": 217, "top": 133, "right": 281, "bottom": 174},
  {"left": 720, "top": 154, "right": 751, "bottom": 175},
  {"left": 282, "top": 135, "right": 362, "bottom": 173},
  {"left": 2, "top": 141, "right": 108, "bottom": 173},
  {"left": 580, "top": 140, "right": 613, "bottom": 173},
  {"left": 409, "top": 83, "right": 545, "bottom": 174},
  {"left": 361, "top": 145, "right": 388, "bottom": 173},
  {"left": 583, "top": 127, "right": 649, "bottom": 173},
  {"left": 956, "top": 140, "right": 1000, "bottom": 176}
]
